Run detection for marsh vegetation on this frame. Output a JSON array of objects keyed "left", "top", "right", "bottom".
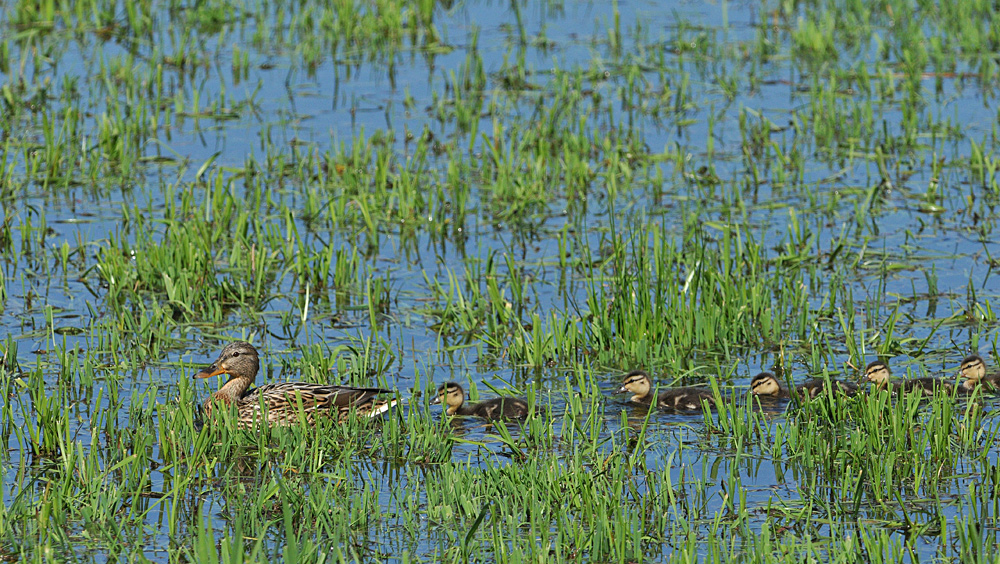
[{"left": 2, "top": 0, "right": 1000, "bottom": 561}]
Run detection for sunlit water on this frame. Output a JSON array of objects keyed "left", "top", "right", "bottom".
[{"left": 3, "top": 0, "right": 1000, "bottom": 561}]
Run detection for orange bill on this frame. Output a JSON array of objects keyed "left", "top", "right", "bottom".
[{"left": 194, "top": 366, "right": 227, "bottom": 379}]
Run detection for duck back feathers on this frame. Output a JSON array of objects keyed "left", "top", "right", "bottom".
[{"left": 194, "top": 341, "right": 396, "bottom": 427}]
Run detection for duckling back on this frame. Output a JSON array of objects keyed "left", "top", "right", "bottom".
[
  {"left": 900, "top": 377, "right": 953, "bottom": 396},
  {"left": 653, "top": 388, "right": 715, "bottom": 411},
  {"left": 465, "top": 397, "right": 532, "bottom": 420},
  {"left": 798, "top": 378, "right": 859, "bottom": 399}
]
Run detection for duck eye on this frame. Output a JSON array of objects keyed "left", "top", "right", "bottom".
[{"left": 232, "top": 352, "right": 240, "bottom": 358}]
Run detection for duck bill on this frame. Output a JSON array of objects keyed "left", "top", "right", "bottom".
[
  {"left": 429, "top": 396, "right": 442, "bottom": 405},
  {"left": 614, "top": 386, "right": 628, "bottom": 394},
  {"left": 194, "top": 366, "right": 227, "bottom": 379}
]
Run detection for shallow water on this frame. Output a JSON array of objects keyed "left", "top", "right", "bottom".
[{"left": 3, "top": 0, "right": 1000, "bottom": 561}]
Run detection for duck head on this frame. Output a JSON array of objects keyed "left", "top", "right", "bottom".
[
  {"left": 431, "top": 382, "right": 466, "bottom": 415},
  {"left": 750, "top": 372, "right": 783, "bottom": 397},
  {"left": 194, "top": 341, "right": 260, "bottom": 405},
  {"left": 960, "top": 354, "right": 986, "bottom": 383},
  {"left": 864, "top": 360, "right": 891, "bottom": 389},
  {"left": 616, "top": 370, "right": 652, "bottom": 401}
]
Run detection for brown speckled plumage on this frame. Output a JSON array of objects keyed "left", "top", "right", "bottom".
[{"left": 194, "top": 341, "right": 396, "bottom": 427}]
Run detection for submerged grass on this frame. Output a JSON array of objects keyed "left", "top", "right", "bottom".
[{"left": 4, "top": 0, "right": 1000, "bottom": 561}]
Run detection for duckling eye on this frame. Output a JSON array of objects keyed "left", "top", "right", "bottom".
[{"left": 232, "top": 352, "right": 240, "bottom": 358}]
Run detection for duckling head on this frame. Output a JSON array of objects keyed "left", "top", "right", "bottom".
[
  {"left": 750, "top": 372, "right": 782, "bottom": 397},
  {"left": 960, "top": 354, "right": 986, "bottom": 383},
  {"left": 864, "top": 360, "right": 891, "bottom": 388},
  {"left": 616, "top": 370, "right": 652, "bottom": 402},
  {"left": 431, "top": 382, "right": 466, "bottom": 415}
]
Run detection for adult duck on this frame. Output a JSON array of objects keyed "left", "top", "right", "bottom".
[{"left": 194, "top": 341, "right": 396, "bottom": 427}]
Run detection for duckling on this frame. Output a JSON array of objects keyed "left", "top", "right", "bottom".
[
  {"left": 863, "top": 359, "right": 952, "bottom": 396},
  {"left": 750, "top": 371, "right": 859, "bottom": 399},
  {"left": 749, "top": 372, "right": 789, "bottom": 398},
  {"left": 615, "top": 370, "right": 714, "bottom": 411},
  {"left": 958, "top": 354, "right": 1000, "bottom": 392},
  {"left": 194, "top": 341, "right": 397, "bottom": 427},
  {"left": 430, "top": 382, "right": 532, "bottom": 420}
]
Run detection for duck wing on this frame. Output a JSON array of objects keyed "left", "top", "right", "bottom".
[
  {"left": 244, "top": 383, "right": 390, "bottom": 408},
  {"left": 238, "top": 383, "right": 394, "bottom": 425}
]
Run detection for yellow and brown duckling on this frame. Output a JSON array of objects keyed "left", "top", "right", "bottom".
[
  {"left": 615, "top": 370, "right": 715, "bottom": 411},
  {"left": 194, "top": 341, "right": 397, "bottom": 427},
  {"left": 750, "top": 371, "right": 859, "bottom": 400},
  {"left": 863, "top": 359, "right": 953, "bottom": 396},
  {"left": 749, "top": 372, "right": 790, "bottom": 398},
  {"left": 958, "top": 354, "right": 1000, "bottom": 392},
  {"left": 431, "top": 382, "right": 532, "bottom": 420}
]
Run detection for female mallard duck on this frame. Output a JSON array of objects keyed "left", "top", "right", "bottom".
[
  {"left": 863, "top": 359, "right": 952, "bottom": 396},
  {"left": 615, "top": 370, "right": 714, "bottom": 411},
  {"left": 430, "top": 382, "right": 532, "bottom": 420},
  {"left": 194, "top": 341, "right": 396, "bottom": 427},
  {"left": 958, "top": 354, "right": 1000, "bottom": 392},
  {"left": 750, "top": 371, "right": 859, "bottom": 399}
]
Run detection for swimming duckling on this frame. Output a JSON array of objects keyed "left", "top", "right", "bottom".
[
  {"left": 430, "top": 382, "right": 532, "bottom": 420},
  {"left": 615, "top": 370, "right": 714, "bottom": 411},
  {"left": 864, "top": 359, "right": 952, "bottom": 396},
  {"left": 863, "top": 360, "right": 901, "bottom": 393},
  {"left": 750, "top": 371, "right": 859, "bottom": 399},
  {"left": 958, "top": 354, "right": 1000, "bottom": 392}
]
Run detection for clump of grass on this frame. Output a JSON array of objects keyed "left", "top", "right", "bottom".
[{"left": 5, "top": 0, "right": 1000, "bottom": 561}]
